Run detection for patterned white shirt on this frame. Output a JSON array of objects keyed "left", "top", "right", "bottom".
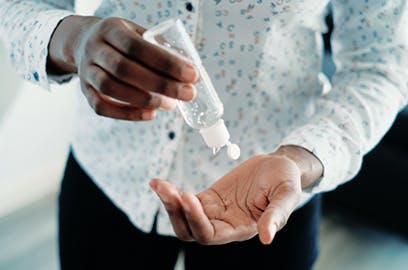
[{"left": 1, "top": 0, "right": 407, "bottom": 236}]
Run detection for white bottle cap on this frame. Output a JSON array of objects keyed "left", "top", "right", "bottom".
[
  {"left": 199, "top": 119, "right": 241, "bottom": 160},
  {"left": 227, "top": 142, "right": 241, "bottom": 160}
]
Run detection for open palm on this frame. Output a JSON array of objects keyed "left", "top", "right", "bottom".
[{"left": 150, "top": 154, "right": 303, "bottom": 245}]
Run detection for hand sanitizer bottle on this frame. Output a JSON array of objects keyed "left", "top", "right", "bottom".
[{"left": 143, "top": 19, "right": 240, "bottom": 160}]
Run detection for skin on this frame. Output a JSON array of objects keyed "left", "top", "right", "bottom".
[
  {"left": 48, "top": 15, "right": 199, "bottom": 120},
  {"left": 48, "top": 15, "right": 324, "bottom": 245},
  {"left": 150, "top": 145, "right": 323, "bottom": 245}
]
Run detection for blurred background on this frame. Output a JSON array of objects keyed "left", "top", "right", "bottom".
[{"left": 1, "top": 2, "right": 407, "bottom": 270}]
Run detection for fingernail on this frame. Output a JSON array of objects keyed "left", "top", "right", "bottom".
[
  {"left": 182, "top": 64, "right": 198, "bottom": 82},
  {"left": 178, "top": 190, "right": 184, "bottom": 197},
  {"left": 271, "top": 223, "right": 277, "bottom": 232},
  {"left": 142, "top": 110, "right": 156, "bottom": 120},
  {"left": 149, "top": 95, "right": 162, "bottom": 108},
  {"left": 269, "top": 224, "right": 277, "bottom": 239},
  {"left": 178, "top": 84, "right": 196, "bottom": 101},
  {"left": 159, "top": 96, "right": 177, "bottom": 111}
]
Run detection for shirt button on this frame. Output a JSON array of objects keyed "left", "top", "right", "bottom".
[
  {"left": 33, "top": 72, "right": 39, "bottom": 82},
  {"left": 168, "top": 131, "right": 176, "bottom": 140},
  {"left": 185, "top": 2, "right": 194, "bottom": 12}
]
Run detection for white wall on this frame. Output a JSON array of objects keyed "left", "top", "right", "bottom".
[
  {"left": 0, "top": 42, "right": 21, "bottom": 122},
  {"left": 0, "top": 0, "right": 104, "bottom": 218},
  {"left": 0, "top": 41, "right": 77, "bottom": 217}
]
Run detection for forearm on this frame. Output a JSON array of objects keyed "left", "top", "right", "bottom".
[
  {"left": 273, "top": 145, "right": 323, "bottom": 190},
  {"left": 275, "top": 1, "right": 408, "bottom": 194},
  {"left": 47, "top": 15, "right": 101, "bottom": 75}
]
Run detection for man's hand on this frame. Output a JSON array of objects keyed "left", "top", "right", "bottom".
[
  {"left": 48, "top": 16, "right": 198, "bottom": 121},
  {"left": 150, "top": 146, "right": 323, "bottom": 245}
]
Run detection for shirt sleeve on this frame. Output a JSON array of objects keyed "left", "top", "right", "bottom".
[
  {"left": 0, "top": 0, "right": 76, "bottom": 91},
  {"left": 279, "top": 0, "right": 408, "bottom": 193}
]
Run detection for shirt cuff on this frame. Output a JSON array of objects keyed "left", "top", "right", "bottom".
[
  {"left": 278, "top": 120, "right": 362, "bottom": 194},
  {"left": 26, "top": 10, "right": 75, "bottom": 91}
]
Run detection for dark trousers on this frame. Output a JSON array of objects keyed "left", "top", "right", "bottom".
[{"left": 59, "top": 151, "right": 322, "bottom": 270}]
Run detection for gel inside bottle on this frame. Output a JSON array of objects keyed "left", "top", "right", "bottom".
[{"left": 143, "top": 19, "right": 240, "bottom": 160}]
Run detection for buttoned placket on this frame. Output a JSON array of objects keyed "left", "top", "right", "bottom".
[
  {"left": 176, "top": 0, "right": 202, "bottom": 44},
  {"left": 154, "top": 0, "right": 204, "bottom": 235}
]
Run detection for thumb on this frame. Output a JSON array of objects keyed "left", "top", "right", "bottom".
[
  {"left": 121, "top": 19, "right": 147, "bottom": 35},
  {"left": 257, "top": 183, "right": 301, "bottom": 245}
]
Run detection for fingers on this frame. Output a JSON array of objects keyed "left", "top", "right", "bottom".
[
  {"left": 80, "top": 81, "right": 155, "bottom": 121},
  {"left": 149, "top": 179, "right": 194, "bottom": 242},
  {"left": 91, "top": 43, "right": 196, "bottom": 101},
  {"left": 118, "top": 18, "right": 147, "bottom": 35},
  {"left": 180, "top": 192, "right": 215, "bottom": 244},
  {"left": 85, "top": 63, "right": 164, "bottom": 108},
  {"left": 150, "top": 180, "right": 238, "bottom": 245},
  {"left": 257, "top": 183, "right": 301, "bottom": 245},
  {"left": 103, "top": 19, "right": 199, "bottom": 83},
  {"left": 157, "top": 95, "right": 177, "bottom": 111},
  {"left": 152, "top": 182, "right": 258, "bottom": 244},
  {"left": 182, "top": 192, "right": 256, "bottom": 245}
]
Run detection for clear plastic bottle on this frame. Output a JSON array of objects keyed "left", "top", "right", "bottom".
[{"left": 143, "top": 19, "right": 240, "bottom": 160}]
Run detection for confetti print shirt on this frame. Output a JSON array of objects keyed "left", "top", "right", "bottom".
[{"left": 1, "top": 0, "right": 407, "bottom": 236}]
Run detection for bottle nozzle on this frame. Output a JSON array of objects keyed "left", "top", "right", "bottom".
[{"left": 199, "top": 119, "right": 240, "bottom": 160}]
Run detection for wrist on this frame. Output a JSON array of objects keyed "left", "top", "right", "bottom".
[
  {"left": 47, "top": 15, "right": 101, "bottom": 75},
  {"left": 272, "top": 145, "right": 323, "bottom": 190}
]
